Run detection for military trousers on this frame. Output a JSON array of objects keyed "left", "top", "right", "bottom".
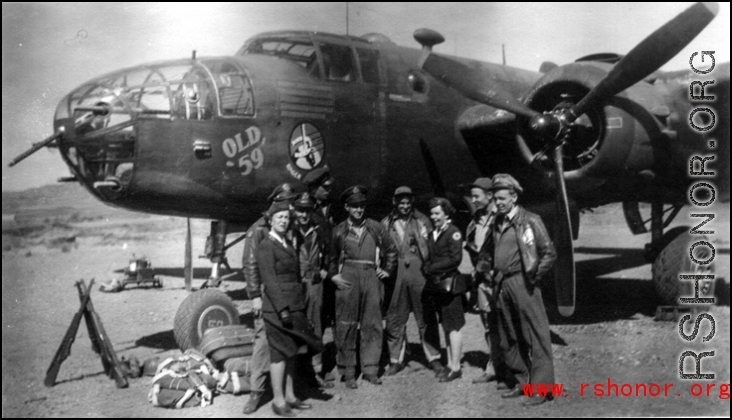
[
  {"left": 334, "top": 261, "right": 383, "bottom": 376},
  {"left": 249, "top": 316, "right": 271, "bottom": 392},
  {"left": 477, "top": 282, "right": 508, "bottom": 378},
  {"left": 304, "top": 279, "right": 324, "bottom": 369},
  {"left": 385, "top": 257, "right": 427, "bottom": 363},
  {"left": 497, "top": 273, "right": 555, "bottom": 387}
]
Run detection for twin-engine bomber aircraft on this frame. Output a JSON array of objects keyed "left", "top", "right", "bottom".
[{"left": 10, "top": 3, "right": 727, "bottom": 349}]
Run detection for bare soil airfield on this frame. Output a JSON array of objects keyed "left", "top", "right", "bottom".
[{"left": 2, "top": 184, "right": 730, "bottom": 417}]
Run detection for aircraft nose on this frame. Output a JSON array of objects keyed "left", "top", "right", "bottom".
[{"left": 53, "top": 58, "right": 254, "bottom": 197}]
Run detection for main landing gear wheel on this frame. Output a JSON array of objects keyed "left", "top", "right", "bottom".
[
  {"left": 652, "top": 227, "right": 715, "bottom": 307},
  {"left": 173, "top": 289, "right": 239, "bottom": 351}
]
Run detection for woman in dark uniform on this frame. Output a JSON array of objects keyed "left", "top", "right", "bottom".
[
  {"left": 421, "top": 197, "right": 466, "bottom": 383},
  {"left": 257, "top": 201, "right": 325, "bottom": 417}
]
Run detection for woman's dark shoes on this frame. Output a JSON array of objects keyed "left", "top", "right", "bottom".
[
  {"left": 501, "top": 386, "right": 523, "bottom": 399},
  {"left": 286, "top": 399, "right": 312, "bottom": 410},
  {"left": 242, "top": 391, "right": 263, "bottom": 414},
  {"left": 272, "top": 402, "right": 296, "bottom": 417},
  {"left": 438, "top": 369, "right": 462, "bottom": 383}
]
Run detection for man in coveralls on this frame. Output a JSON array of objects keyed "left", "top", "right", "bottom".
[
  {"left": 328, "top": 185, "right": 397, "bottom": 388},
  {"left": 291, "top": 192, "right": 334, "bottom": 389},
  {"left": 381, "top": 186, "right": 432, "bottom": 376},
  {"left": 465, "top": 178, "right": 509, "bottom": 389},
  {"left": 486, "top": 174, "right": 557, "bottom": 406},
  {"left": 241, "top": 183, "right": 299, "bottom": 414}
]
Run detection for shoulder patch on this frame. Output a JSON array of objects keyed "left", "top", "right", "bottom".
[{"left": 452, "top": 232, "right": 462, "bottom": 241}]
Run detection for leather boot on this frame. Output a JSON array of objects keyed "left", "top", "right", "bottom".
[{"left": 243, "top": 391, "right": 263, "bottom": 414}]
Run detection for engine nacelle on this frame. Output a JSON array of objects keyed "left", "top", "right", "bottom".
[{"left": 517, "top": 62, "right": 662, "bottom": 193}]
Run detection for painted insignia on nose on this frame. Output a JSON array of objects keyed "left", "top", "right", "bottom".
[{"left": 290, "top": 123, "right": 324, "bottom": 170}]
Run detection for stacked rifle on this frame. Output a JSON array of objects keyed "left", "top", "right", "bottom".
[{"left": 44, "top": 279, "right": 128, "bottom": 388}]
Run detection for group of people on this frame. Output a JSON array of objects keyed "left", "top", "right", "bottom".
[{"left": 241, "top": 167, "right": 558, "bottom": 417}]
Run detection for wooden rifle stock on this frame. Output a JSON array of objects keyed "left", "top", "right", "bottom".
[
  {"left": 78, "top": 280, "right": 128, "bottom": 388},
  {"left": 44, "top": 279, "right": 94, "bottom": 387}
]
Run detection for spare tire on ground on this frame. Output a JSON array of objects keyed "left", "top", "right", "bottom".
[{"left": 174, "top": 289, "right": 240, "bottom": 351}]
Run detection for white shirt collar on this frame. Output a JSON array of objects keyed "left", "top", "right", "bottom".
[{"left": 269, "top": 231, "right": 288, "bottom": 247}]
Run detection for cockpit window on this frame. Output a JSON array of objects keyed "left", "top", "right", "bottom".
[
  {"left": 56, "top": 60, "right": 255, "bottom": 125},
  {"left": 204, "top": 61, "right": 255, "bottom": 117},
  {"left": 356, "top": 48, "right": 381, "bottom": 85},
  {"left": 318, "top": 43, "right": 356, "bottom": 82},
  {"left": 240, "top": 38, "right": 320, "bottom": 78}
]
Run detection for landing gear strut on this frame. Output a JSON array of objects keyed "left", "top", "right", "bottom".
[{"left": 200, "top": 220, "right": 246, "bottom": 289}]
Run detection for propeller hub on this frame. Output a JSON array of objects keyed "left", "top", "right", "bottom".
[{"left": 529, "top": 113, "right": 561, "bottom": 140}]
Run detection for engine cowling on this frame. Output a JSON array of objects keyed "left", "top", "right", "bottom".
[{"left": 516, "top": 61, "right": 650, "bottom": 193}]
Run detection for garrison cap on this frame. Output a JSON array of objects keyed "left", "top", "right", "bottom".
[
  {"left": 341, "top": 185, "right": 368, "bottom": 205},
  {"left": 294, "top": 192, "right": 316, "bottom": 210},
  {"left": 302, "top": 166, "right": 335, "bottom": 189},
  {"left": 468, "top": 177, "right": 493, "bottom": 192},
  {"left": 393, "top": 186, "right": 414, "bottom": 198},
  {"left": 268, "top": 183, "right": 299, "bottom": 203},
  {"left": 266, "top": 200, "right": 291, "bottom": 217},
  {"left": 489, "top": 173, "right": 523, "bottom": 195}
]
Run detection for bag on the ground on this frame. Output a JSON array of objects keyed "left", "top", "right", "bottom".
[
  {"left": 148, "top": 349, "right": 219, "bottom": 409},
  {"left": 198, "top": 325, "right": 255, "bottom": 363}
]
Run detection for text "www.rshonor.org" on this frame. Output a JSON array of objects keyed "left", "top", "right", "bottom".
[{"left": 521, "top": 381, "right": 730, "bottom": 400}]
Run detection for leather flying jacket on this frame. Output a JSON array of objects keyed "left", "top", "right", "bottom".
[
  {"left": 328, "top": 218, "right": 398, "bottom": 278},
  {"left": 381, "top": 209, "right": 431, "bottom": 262},
  {"left": 477, "top": 206, "right": 557, "bottom": 284},
  {"left": 293, "top": 220, "right": 328, "bottom": 283},
  {"left": 465, "top": 204, "right": 496, "bottom": 265},
  {"left": 242, "top": 217, "right": 269, "bottom": 300}
]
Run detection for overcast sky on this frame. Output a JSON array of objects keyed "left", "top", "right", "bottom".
[{"left": 2, "top": 2, "right": 729, "bottom": 191}]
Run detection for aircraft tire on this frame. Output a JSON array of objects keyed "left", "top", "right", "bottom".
[
  {"left": 652, "top": 227, "right": 715, "bottom": 306},
  {"left": 173, "top": 289, "right": 240, "bottom": 351}
]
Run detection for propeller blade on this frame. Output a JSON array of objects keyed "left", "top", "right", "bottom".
[
  {"left": 552, "top": 146, "right": 576, "bottom": 317},
  {"left": 420, "top": 52, "right": 541, "bottom": 119},
  {"left": 184, "top": 218, "right": 192, "bottom": 292},
  {"left": 567, "top": 2, "right": 719, "bottom": 122}
]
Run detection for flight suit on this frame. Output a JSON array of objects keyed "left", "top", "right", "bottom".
[
  {"left": 381, "top": 210, "right": 431, "bottom": 365},
  {"left": 328, "top": 219, "right": 397, "bottom": 377}
]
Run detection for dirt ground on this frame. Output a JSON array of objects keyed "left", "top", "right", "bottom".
[{"left": 2, "top": 186, "right": 730, "bottom": 417}]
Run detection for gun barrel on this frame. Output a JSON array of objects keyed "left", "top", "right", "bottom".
[{"left": 8, "top": 128, "right": 65, "bottom": 168}]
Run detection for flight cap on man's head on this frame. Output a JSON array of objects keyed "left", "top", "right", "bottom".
[
  {"left": 393, "top": 186, "right": 414, "bottom": 199},
  {"left": 302, "top": 166, "right": 335, "bottom": 189},
  {"left": 468, "top": 177, "right": 493, "bottom": 192},
  {"left": 293, "top": 192, "right": 316, "bottom": 210},
  {"left": 489, "top": 173, "right": 523, "bottom": 195},
  {"left": 341, "top": 185, "right": 368, "bottom": 205},
  {"left": 268, "top": 183, "right": 299, "bottom": 203}
]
